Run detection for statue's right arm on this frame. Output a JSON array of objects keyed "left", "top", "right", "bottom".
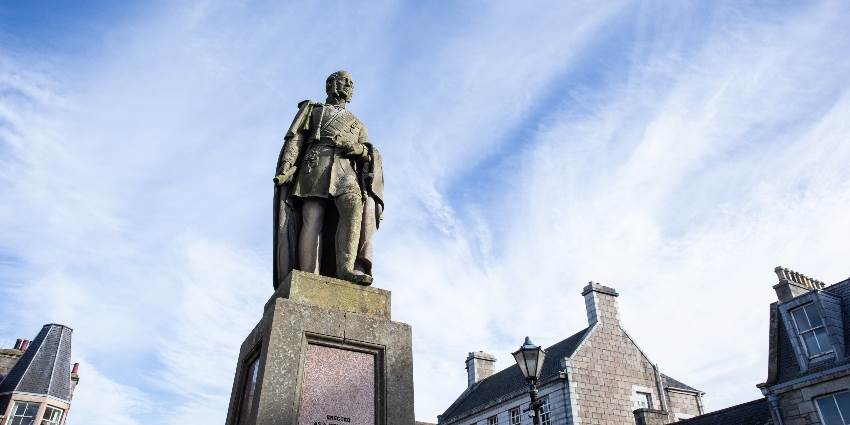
[
  {"left": 274, "top": 101, "right": 312, "bottom": 185},
  {"left": 275, "top": 135, "right": 304, "bottom": 185}
]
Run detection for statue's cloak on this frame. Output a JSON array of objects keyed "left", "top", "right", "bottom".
[{"left": 273, "top": 101, "right": 384, "bottom": 289}]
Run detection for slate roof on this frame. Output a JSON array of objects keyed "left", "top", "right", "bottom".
[
  {"left": 677, "top": 398, "right": 772, "bottom": 425},
  {"left": 0, "top": 324, "right": 74, "bottom": 400},
  {"left": 661, "top": 373, "right": 702, "bottom": 393},
  {"left": 768, "top": 277, "right": 850, "bottom": 385},
  {"left": 440, "top": 328, "right": 590, "bottom": 423}
]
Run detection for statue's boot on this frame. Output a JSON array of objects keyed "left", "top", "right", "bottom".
[{"left": 335, "top": 192, "right": 373, "bottom": 285}]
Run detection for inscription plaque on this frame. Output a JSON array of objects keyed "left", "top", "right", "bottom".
[{"left": 297, "top": 344, "right": 375, "bottom": 425}]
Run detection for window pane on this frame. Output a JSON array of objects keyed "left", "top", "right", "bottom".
[
  {"left": 540, "top": 396, "right": 551, "bottom": 425},
  {"left": 636, "top": 392, "right": 652, "bottom": 408},
  {"left": 814, "top": 328, "right": 832, "bottom": 353},
  {"left": 510, "top": 407, "right": 521, "bottom": 425},
  {"left": 835, "top": 392, "right": 850, "bottom": 421},
  {"left": 806, "top": 304, "right": 825, "bottom": 327},
  {"left": 15, "top": 416, "right": 34, "bottom": 425},
  {"left": 817, "top": 396, "right": 843, "bottom": 425},
  {"left": 793, "top": 308, "right": 812, "bottom": 331},
  {"left": 41, "top": 406, "right": 64, "bottom": 425},
  {"left": 803, "top": 331, "right": 824, "bottom": 356}
]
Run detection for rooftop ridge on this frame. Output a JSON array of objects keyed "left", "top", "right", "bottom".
[{"left": 775, "top": 266, "right": 825, "bottom": 290}]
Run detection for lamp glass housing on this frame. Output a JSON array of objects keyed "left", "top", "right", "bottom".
[{"left": 512, "top": 337, "right": 546, "bottom": 381}]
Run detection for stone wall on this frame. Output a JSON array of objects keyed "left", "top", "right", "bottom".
[
  {"left": 566, "top": 323, "right": 665, "bottom": 425},
  {"left": 666, "top": 389, "right": 701, "bottom": 420},
  {"left": 772, "top": 374, "right": 850, "bottom": 425}
]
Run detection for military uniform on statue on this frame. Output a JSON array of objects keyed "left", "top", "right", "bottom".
[{"left": 273, "top": 70, "right": 385, "bottom": 288}]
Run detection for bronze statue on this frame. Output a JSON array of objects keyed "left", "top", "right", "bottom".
[{"left": 273, "top": 71, "right": 384, "bottom": 288}]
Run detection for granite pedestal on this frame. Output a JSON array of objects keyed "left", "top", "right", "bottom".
[{"left": 224, "top": 271, "right": 414, "bottom": 425}]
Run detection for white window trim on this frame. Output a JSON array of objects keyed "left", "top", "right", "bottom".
[
  {"left": 7, "top": 401, "right": 40, "bottom": 425},
  {"left": 632, "top": 384, "right": 656, "bottom": 410},
  {"left": 40, "top": 405, "right": 64, "bottom": 425},
  {"left": 509, "top": 406, "right": 521, "bottom": 425},
  {"left": 540, "top": 395, "right": 552, "bottom": 425},
  {"left": 791, "top": 303, "right": 834, "bottom": 359}
]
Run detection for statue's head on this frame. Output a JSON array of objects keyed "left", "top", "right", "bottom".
[{"left": 326, "top": 70, "right": 354, "bottom": 103}]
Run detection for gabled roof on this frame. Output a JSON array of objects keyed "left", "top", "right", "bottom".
[
  {"left": 0, "top": 324, "right": 73, "bottom": 400},
  {"left": 677, "top": 398, "right": 772, "bottom": 425},
  {"left": 439, "top": 328, "right": 590, "bottom": 423}
]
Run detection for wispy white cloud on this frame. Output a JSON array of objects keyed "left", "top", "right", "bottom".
[
  {"left": 1, "top": 1, "right": 849, "bottom": 423},
  {"left": 68, "top": 359, "right": 150, "bottom": 425}
]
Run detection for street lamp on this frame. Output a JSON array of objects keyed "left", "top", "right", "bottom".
[{"left": 513, "top": 336, "right": 547, "bottom": 425}]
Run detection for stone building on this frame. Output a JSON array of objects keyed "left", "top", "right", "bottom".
[
  {"left": 0, "top": 324, "right": 80, "bottom": 425},
  {"left": 669, "top": 266, "right": 850, "bottom": 425},
  {"left": 438, "top": 283, "right": 704, "bottom": 425},
  {"left": 756, "top": 267, "right": 850, "bottom": 425}
]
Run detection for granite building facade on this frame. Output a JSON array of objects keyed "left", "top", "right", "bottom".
[
  {"left": 668, "top": 266, "right": 850, "bottom": 425},
  {"left": 756, "top": 267, "right": 850, "bottom": 425},
  {"left": 438, "top": 283, "right": 704, "bottom": 425},
  {"left": 0, "top": 324, "right": 79, "bottom": 425}
]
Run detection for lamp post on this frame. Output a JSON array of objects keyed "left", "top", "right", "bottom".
[{"left": 513, "top": 336, "right": 547, "bottom": 425}]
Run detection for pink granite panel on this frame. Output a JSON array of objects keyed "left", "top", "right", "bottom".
[{"left": 297, "top": 344, "right": 375, "bottom": 425}]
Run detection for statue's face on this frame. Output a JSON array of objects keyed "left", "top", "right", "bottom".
[{"left": 330, "top": 73, "right": 354, "bottom": 102}]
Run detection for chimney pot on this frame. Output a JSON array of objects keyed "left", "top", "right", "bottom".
[
  {"left": 20, "top": 339, "right": 30, "bottom": 351},
  {"left": 72, "top": 362, "right": 80, "bottom": 374},
  {"left": 14, "top": 339, "right": 23, "bottom": 350},
  {"left": 773, "top": 266, "right": 822, "bottom": 302}
]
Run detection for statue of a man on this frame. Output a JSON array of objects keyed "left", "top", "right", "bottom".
[{"left": 273, "top": 70, "right": 384, "bottom": 288}]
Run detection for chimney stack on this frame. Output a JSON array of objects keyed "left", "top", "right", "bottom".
[
  {"left": 465, "top": 351, "right": 496, "bottom": 387},
  {"left": 582, "top": 282, "right": 620, "bottom": 326},
  {"left": 20, "top": 339, "right": 30, "bottom": 351},
  {"left": 774, "top": 266, "right": 824, "bottom": 303}
]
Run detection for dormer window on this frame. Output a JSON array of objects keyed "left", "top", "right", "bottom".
[{"left": 791, "top": 303, "right": 832, "bottom": 358}]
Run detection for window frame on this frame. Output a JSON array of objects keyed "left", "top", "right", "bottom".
[
  {"left": 814, "top": 391, "right": 850, "bottom": 425},
  {"left": 7, "top": 401, "right": 39, "bottom": 425},
  {"left": 40, "top": 406, "right": 64, "bottom": 425},
  {"left": 791, "top": 303, "right": 833, "bottom": 359},
  {"left": 487, "top": 414, "right": 498, "bottom": 425},
  {"left": 509, "top": 406, "right": 521, "bottom": 425},
  {"left": 540, "top": 395, "right": 551, "bottom": 425},
  {"left": 635, "top": 391, "right": 652, "bottom": 409}
]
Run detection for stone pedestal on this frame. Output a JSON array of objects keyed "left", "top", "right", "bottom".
[{"left": 224, "top": 271, "right": 415, "bottom": 425}]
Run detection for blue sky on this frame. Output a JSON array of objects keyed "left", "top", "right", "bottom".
[{"left": 2, "top": 1, "right": 850, "bottom": 424}]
